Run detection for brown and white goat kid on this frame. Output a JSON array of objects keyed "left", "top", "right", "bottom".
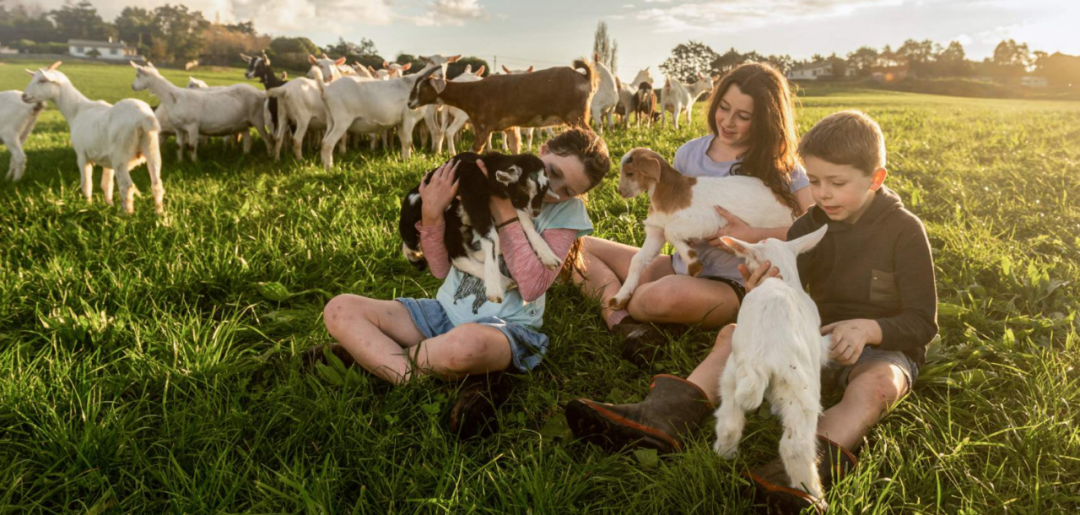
[
  {"left": 407, "top": 59, "right": 597, "bottom": 153},
  {"left": 712, "top": 225, "right": 832, "bottom": 504},
  {"left": 608, "top": 148, "right": 793, "bottom": 309}
]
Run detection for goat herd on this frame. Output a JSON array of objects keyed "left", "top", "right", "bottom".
[{"left": 4, "top": 52, "right": 718, "bottom": 215}]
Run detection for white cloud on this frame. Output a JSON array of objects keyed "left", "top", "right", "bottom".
[
  {"left": 412, "top": 0, "right": 490, "bottom": 27},
  {"left": 634, "top": 0, "right": 906, "bottom": 33}
]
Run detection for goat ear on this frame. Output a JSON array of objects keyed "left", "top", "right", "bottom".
[
  {"left": 526, "top": 65, "right": 534, "bottom": 73},
  {"left": 383, "top": 60, "right": 389, "bottom": 68},
  {"left": 334, "top": 57, "right": 346, "bottom": 65},
  {"left": 719, "top": 236, "right": 752, "bottom": 257},
  {"left": 637, "top": 153, "right": 662, "bottom": 181},
  {"left": 495, "top": 165, "right": 523, "bottom": 185},
  {"left": 368, "top": 65, "right": 376, "bottom": 73},
  {"left": 475, "top": 65, "right": 485, "bottom": 76},
  {"left": 130, "top": 61, "right": 140, "bottom": 69},
  {"left": 447, "top": 55, "right": 461, "bottom": 63},
  {"left": 47, "top": 61, "right": 62, "bottom": 71},
  {"left": 25, "top": 69, "right": 36, "bottom": 77},
  {"left": 308, "top": 55, "right": 318, "bottom": 65},
  {"left": 502, "top": 65, "right": 511, "bottom": 74},
  {"left": 431, "top": 77, "right": 446, "bottom": 94},
  {"left": 787, "top": 225, "right": 828, "bottom": 255},
  {"left": 240, "top": 53, "right": 251, "bottom": 62},
  {"left": 401, "top": 62, "right": 412, "bottom": 71},
  {"left": 263, "top": 56, "right": 271, "bottom": 66}
]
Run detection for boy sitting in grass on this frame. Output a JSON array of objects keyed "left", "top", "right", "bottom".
[{"left": 566, "top": 110, "right": 938, "bottom": 511}]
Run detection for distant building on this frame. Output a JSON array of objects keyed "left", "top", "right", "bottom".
[
  {"left": 787, "top": 62, "right": 834, "bottom": 81},
  {"left": 1019, "top": 75, "right": 1048, "bottom": 88},
  {"left": 0, "top": 43, "right": 17, "bottom": 55},
  {"left": 68, "top": 38, "right": 139, "bottom": 60}
]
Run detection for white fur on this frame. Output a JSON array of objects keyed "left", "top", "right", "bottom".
[
  {"left": 186, "top": 77, "right": 210, "bottom": 89},
  {"left": 131, "top": 62, "right": 272, "bottom": 162},
  {"left": 1, "top": 90, "right": 43, "bottom": 181},
  {"left": 660, "top": 73, "right": 715, "bottom": 130},
  {"left": 319, "top": 62, "right": 447, "bottom": 168},
  {"left": 712, "top": 226, "right": 832, "bottom": 503},
  {"left": 22, "top": 63, "right": 164, "bottom": 214},
  {"left": 617, "top": 67, "right": 654, "bottom": 127},
  {"left": 266, "top": 67, "right": 338, "bottom": 161},
  {"left": 611, "top": 155, "right": 793, "bottom": 308},
  {"left": 590, "top": 57, "right": 619, "bottom": 134}
]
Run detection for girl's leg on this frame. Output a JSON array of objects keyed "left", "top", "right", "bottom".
[
  {"left": 628, "top": 275, "right": 741, "bottom": 329},
  {"left": 409, "top": 323, "right": 513, "bottom": 380},
  {"left": 574, "top": 236, "right": 674, "bottom": 328},
  {"left": 323, "top": 294, "right": 425, "bottom": 384}
]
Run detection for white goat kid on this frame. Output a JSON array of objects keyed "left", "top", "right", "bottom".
[
  {"left": 22, "top": 62, "right": 164, "bottom": 214},
  {"left": 1, "top": 90, "right": 43, "bottom": 181},
  {"left": 712, "top": 225, "right": 832, "bottom": 503},
  {"left": 131, "top": 62, "right": 272, "bottom": 162},
  {"left": 660, "top": 72, "right": 715, "bottom": 130},
  {"left": 609, "top": 148, "right": 793, "bottom": 309},
  {"left": 590, "top": 54, "right": 619, "bottom": 134},
  {"left": 319, "top": 61, "right": 449, "bottom": 167}
]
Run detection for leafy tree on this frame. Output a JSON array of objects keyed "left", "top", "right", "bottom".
[
  {"left": 847, "top": 46, "right": 879, "bottom": 76},
  {"left": 660, "top": 41, "right": 718, "bottom": 82},
  {"left": 225, "top": 21, "right": 255, "bottom": 35},
  {"left": 49, "top": 0, "right": 113, "bottom": 41},
  {"left": 448, "top": 56, "right": 489, "bottom": 78},
  {"left": 150, "top": 4, "right": 209, "bottom": 64},
  {"left": 593, "top": 21, "right": 617, "bottom": 74},
  {"left": 200, "top": 22, "right": 270, "bottom": 66},
  {"left": 395, "top": 53, "right": 427, "bottom": 74},
  {"left": 0, "top": 0, "right": 58, "bottom": 42},
  {"left": 115, "top": 7, "right": 154, "bottom": 55},
  {"left": 936, "top": 41, "right": 971, "bottom": 76},
  {"left": 992, "top": 39, "right": 1031, "bottom": 76},
  {"left": 325, "top": 37, "right": 378, "bottom": 59}
]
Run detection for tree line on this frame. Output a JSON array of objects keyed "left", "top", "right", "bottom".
[
  {"left": 0, "top": 0, "right": 491, "bottom": 77},
  {"left": 660, "top": 39, "right": 1079, "bottom": 89}
]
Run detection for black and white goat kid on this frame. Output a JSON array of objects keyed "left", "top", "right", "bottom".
[{"left": 400, "top": 152, "right": 562, "bottom": 303}]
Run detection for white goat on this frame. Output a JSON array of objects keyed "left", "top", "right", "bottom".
[
  {"left": 590, "top": 53, "right": 619, "bottom": 134},
  {"left": 319, "top": 61, "right": 449, "bottom": 167},
  {"left": 609, "top": 148, "right": 792, "bottom": 309},
  {"left": 660, "top": 72, "right": 715, "bottom": 130},
  {"left": 1, "top": 90, "right": 43, "bottom": 181},
  {"left": 131, "top": 62, "right": 272, "bottom": 162},
  {"left": 187, "top": 77, "right": 210, "bottom": 89},
  {"left": 712, "top": 225, "right": 832, "bottom": 503},
  {"left": 266, "top": 67, "right": 341, "bottom": 161},
  {"left": 22, "top": 62, "right": 164, "bottom": 214}
]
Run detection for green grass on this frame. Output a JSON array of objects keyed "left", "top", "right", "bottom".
[{"left": 2, "top": 59, "right": 1080, "bottom": 514}]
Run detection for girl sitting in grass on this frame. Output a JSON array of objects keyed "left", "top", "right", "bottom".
[{"left": 315, "top": 128, "right": 610, "bottom": 438}]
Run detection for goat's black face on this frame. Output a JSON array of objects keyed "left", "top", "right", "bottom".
[{"left": 493, "top": 155, "right": 549, "bottom": 218}]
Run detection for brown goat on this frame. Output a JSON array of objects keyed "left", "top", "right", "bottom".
[{"left": 408, "top": 59, "right": 598, "bottom": 152}]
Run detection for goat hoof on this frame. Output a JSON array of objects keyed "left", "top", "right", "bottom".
[
  {"left": 712, "top": 441, "right": 738, "bottom": 460},
  {"left": 487, "top": 294, "right": 503, "bottom": 303},
  {"left": 608, "top": 296, "right": 629, "bottom": 310}
]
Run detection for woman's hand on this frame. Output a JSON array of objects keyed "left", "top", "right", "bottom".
[
  {"left": 821, "top": 319, "right": 882, "bottom": 366},
  {"left": 706, "top": 207, "right": 759, "bottom": 253},
  {"left": 476, "top": 158, "right": 518, "bottom": 225},
  {"left": 737, "top": 261, "right": 780, "bottom": 294},
  {"left": 420, "top": 160, "right": 460, "bottom": 224}
]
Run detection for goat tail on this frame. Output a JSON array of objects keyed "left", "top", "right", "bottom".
[
  {"left": 732, "top": 363, "right": 769, "bottom": 412},
  {"left": 573, "top": 58, "right": 598, "bottom": 95}
]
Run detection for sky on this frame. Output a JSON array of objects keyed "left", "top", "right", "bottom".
[{"left": 30, "top": 0, "right": 1080, "bottom": 82}]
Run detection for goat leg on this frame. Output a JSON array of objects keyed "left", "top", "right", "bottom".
[{"left": 516, "top": 210, "right": 561, "bottom": 270}]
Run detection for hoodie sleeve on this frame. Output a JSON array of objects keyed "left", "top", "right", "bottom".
[{"left": 875, "top": 219, "right": 939, "bottom": 352}]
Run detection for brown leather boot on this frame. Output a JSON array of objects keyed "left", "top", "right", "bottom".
[
  {"left": 303, "top": 343, "right": 357, "bottom": 370},
  {"left": 565, "top": 374, "right": 713, "bottom": 454},
  {"left": 747, "top": 435, "right": 858, "bottom": 514}
]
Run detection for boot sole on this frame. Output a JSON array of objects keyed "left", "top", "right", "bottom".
[{"left": 565, "top": 399, "right": 681, "bottom": 454}]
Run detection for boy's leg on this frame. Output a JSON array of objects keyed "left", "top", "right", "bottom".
[
  {"left": 323, "top": 294, "right": 426, "bottom": 384},
  {"left": 816, "top": 359, "right": 909, "bottom": 450}
]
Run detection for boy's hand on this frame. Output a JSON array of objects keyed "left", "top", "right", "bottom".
[
  {"left": 821, "top": 319, "right": 883, "bottom": 365},
  {"left": 737, "top": 261, "right": 780, "bottom": 293},
  {"left": 421, "top": 160, "right": 460, "bottom": 223},
  {"left": 476, "top": 158, "right": 517, "bottom": 225}
]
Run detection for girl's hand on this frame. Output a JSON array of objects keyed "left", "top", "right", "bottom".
[
  {"left": 476, "top": 158, "right": 518, "bottom": 225},
  {"left": 420, "top": 160, "right": 460, "bottom": 222},
  {"left": 821, "top": 319, "right": 882, "bottom": 365},
  {"left": 737, "top": 261, "right": 780, "bottom": 293},
  {"left": 706, "top": 207, "right": 758, "bottom": 253}
]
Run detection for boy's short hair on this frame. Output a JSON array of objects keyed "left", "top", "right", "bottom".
[{"left": 798, "top": 110, "right": 886, "bottom": 175}]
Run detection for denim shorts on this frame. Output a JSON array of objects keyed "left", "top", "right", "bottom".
[
  {"left": 395, "top": 297, "right": 550, "bottom": 372},
  {"left": 830, "top": 346, "right": 920, "bottom": 392}
]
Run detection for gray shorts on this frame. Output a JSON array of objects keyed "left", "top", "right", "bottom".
[
  {"left": 395, "top": 297, "right": 549, "bottom": 372},
  {"left": 829, "top": 346, "right": 920, "bottom": 392}
]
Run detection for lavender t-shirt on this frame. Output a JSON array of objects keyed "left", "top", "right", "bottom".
[{"left": 670, "top": 135, "right": 809, "bottom": 283}]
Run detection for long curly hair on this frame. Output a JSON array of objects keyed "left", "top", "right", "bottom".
[{"left": 706, "top": 62, "right": 801, "bottom": 217}]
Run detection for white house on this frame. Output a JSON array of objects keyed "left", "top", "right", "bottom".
[
  {"left": 68, "top": 38, "right": 139, "bottom": 60},
  {"left": 1020, "top": 76, "right": 1048, "bottom": 88},
  {"left": 0, "top": 43, "right": 17, "bottom": 55},
  {"left": 786, "top": 62, "right": 833, "bottom": 81}
]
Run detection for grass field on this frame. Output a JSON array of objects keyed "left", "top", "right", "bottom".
[{"left": 2, "top": 59, "right": 1079, "bottom": 514}]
